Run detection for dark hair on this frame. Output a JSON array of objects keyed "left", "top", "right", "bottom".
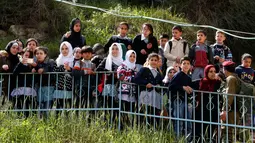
[
  {"left": 148, "top": 53, "right": 159, "bottom": 60},
  {"left": 81, "top": 46, "right": 93, "bottom": 54},
  {"left": 34, "top": 46, "right": 48, "bottom": 56},
  {"left": 180, "top": 56, "right": 191, "bottom": 64},
  {"left": 119, "top": 22, "right": 129, "bottom": 29},
  {"left": 160, "top": 34, "right": 170, "bottom": 39},
  {"left": 142, "top": 23, "right": 154, "bottom": 36},
  {"left": 26, "top": 38, "right": 39, "bottom": 47},
  {"left": 241, "top": 53, "right": 252, "bottom": 61},
  {"left": 172, "top": 25, "right": 183, "bottom": 32},
  {"left": 197, "top": 30, "right": 207, "bottom": 36},
  {"left": 23, "top": 48, "right": 33, "bottom": 58},
  {"left": 15, "top": 39, "right": 24, "bottom": 48}
]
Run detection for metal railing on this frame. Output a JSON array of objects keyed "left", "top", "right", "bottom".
[{"left": 0, "top": 72, "right": 254, "bottom": 142}]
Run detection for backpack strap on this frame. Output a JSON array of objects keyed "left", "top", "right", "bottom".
[
  {"left": 169, "top": 40, "right": 187, "bottom": 54},
  {"left": 183, "top": 41, "right": 187, "bottom": 54},
  {"left": 168, "top": 41, "right": 173, "bottom": 53}
]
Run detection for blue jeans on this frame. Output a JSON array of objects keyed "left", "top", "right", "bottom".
[{"left": 172, "top": 99, "right": 192, "bottom": 138}]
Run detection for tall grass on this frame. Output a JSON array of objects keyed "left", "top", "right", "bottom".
[{"left": 0, "top": 112, "right": 182, "bottom": 143}]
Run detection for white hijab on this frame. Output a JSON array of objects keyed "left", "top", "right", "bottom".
[
  {"left": 56, "top": 41, "right": 74, "bottom": 67},
  {"left": 163, "top": 66, "right": 175, "bottom": 83},
  {"left": 105, "top": 43, "right": 123, "bottom": 71},
  {"left": 123, "top": 50, "right": 136, "bottom": 70}
]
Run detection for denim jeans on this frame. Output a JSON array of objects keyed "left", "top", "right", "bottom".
[{"left": 172, "top": 98, "right": 192, "bottom": 138}]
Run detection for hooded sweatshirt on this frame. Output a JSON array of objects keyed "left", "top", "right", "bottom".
[{"left": 61, "top": 18, "right": 86, "bottom": 48}]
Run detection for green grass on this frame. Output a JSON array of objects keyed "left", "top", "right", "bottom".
[{"left": 0, "top": 112, "right": 183, "bottom": 143}]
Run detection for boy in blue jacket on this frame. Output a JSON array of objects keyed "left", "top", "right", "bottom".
[{"left": 169, "top": 56, "right": 193, "bottom": 139}]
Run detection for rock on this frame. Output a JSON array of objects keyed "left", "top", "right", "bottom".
[
  {"left": 33, "top": 32, "right": 47, "bottom": 41},
  {"left": 26, "top": 28, "right": 37, "bottom": 34},
  {"left": 38, "top": 21, "right": 49, "bottom": 32},
  {"left": 9, "top": 25, "right": 27, "bottom": 36},
  {"left": 0, "top": 30, "right": 7, "bottom": 37}
]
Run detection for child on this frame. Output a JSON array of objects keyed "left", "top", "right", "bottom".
[
  {"left": 117, "top": 50, "right": 137, "bottom": 126},
  {"left": 188, "top": 30, "right": 214, "bottom": 87},
  {"left": 133, "top": 53, "right": 163, "bottom": 127},
  {"left": 164, "top": 26, "right": 189, "bottom": 67},
  {"left": 211, "top": 31, "right": 232, "bottom": 72},
  {"left": 73, "top": 46, "right": 96, "bottom": 109},
  {"left": 132, "top": 23, "right": 158, "bottom": 71},
  {"left": 32, "top": 46, "right": 55, "bottom": 117},
  {"left": 235, "top": 53, "right": 254, "bottom": 84},
  {"left": 158, "top": 34, "right": 169, "bottom": 73},
  {"left": 53, "top": 41, "right": 74, "bottom": 115},
  {"left": 235, "top": 53, "right": 254, "bottom": 142},
  {"left": 96, "top": 43, "right": 123, "bottom": 121},
  {"left": 26, "top": 38, "right": 39, "bottom": 54},
  {"left": 26, "top": 38, "right": 39, "bottom": 67},
  {"left": 104, "top": 22, "right": 132, "bottom": 54},
  {"left": 61, "top": 18, "right": 86, "bottom": 48},
  {"left": 162, "top": 66, "right": 176, "bottom": 86},
  {"left": 12, "top": 48, "right": 36, "bottom": 117},
  {"left": 0, "top": 41, "right": 20, "bottom": 105},
  {"left": 168, "top": 56, "right": 193, "bottom": 138},
  {"left": 96, "top": 42, "right": 123, "bottom": 99}
]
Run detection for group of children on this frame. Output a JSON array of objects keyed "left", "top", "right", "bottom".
[{"left": 0, "top": 18, "right": 254, "bottom": 142}]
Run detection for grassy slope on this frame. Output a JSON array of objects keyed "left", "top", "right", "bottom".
[{"left": 0, "top": 112, "right": 182, "bottom": 143}]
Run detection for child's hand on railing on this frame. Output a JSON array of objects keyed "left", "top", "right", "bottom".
[
  {"left": 183, "top": 86, "right": 193, "bottom": 94},
  {"left": 38, "top": 68, "right": 44, "bottom": 74},
  {"left": 2, "top": 65, "right": 9, "bottom": 71},
  {"left": 31, "top": 68, "right": 36, "bottom": 73},
  {"left": 146, "top": 83, "right": 152, "bottom": 88},
  {"left": 87, "top": 69, "right": 94, "bottom": 75}
]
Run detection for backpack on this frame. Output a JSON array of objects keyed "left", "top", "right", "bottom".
[
  {"left": 168, "top": 40, "right": 187, "bottom": 54},
  {"left": 235, "top": 76, "right": 255, "bottom": 114}
]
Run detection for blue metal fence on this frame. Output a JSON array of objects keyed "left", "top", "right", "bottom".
[{"left": 0, "top": 72, "right": 255, "bottom": 142}]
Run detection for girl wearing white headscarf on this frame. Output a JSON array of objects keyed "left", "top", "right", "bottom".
[
  {"left": 56, "top": 41, "right": 74, "bottom": 67},
  {"left": 53, "top": 41, "right": 74, "bottom": 112},
  {"left": 117, "top": 50, "right": 137, "bottom": 125},
  {"left": 104, "top": 43, "right": 123, "bottom": 71},
  {"left": 96, "top": 43, "right": 123, "bottom": 111},
  {"left": 117, "top": 50, "right": 137, "bottom": 101}
]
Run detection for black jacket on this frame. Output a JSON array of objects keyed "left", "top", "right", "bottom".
[
  {"left": 133, "top": 67, "right": 163, "bottom": 92},
  {"left": 168, "top": 71, "right": 192, "bottom": 100},
  {"left": 60, "top": 18, "right": 86, "bottom": 48},
  {"left": 13, "top": 62, "right": 33, "bottom": 87},
  {"left": 96, "top": 58, "right": 119, "bottom": 85},
  {"left": 132, "top": 35, "right": 158, "bottom": 65}
]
